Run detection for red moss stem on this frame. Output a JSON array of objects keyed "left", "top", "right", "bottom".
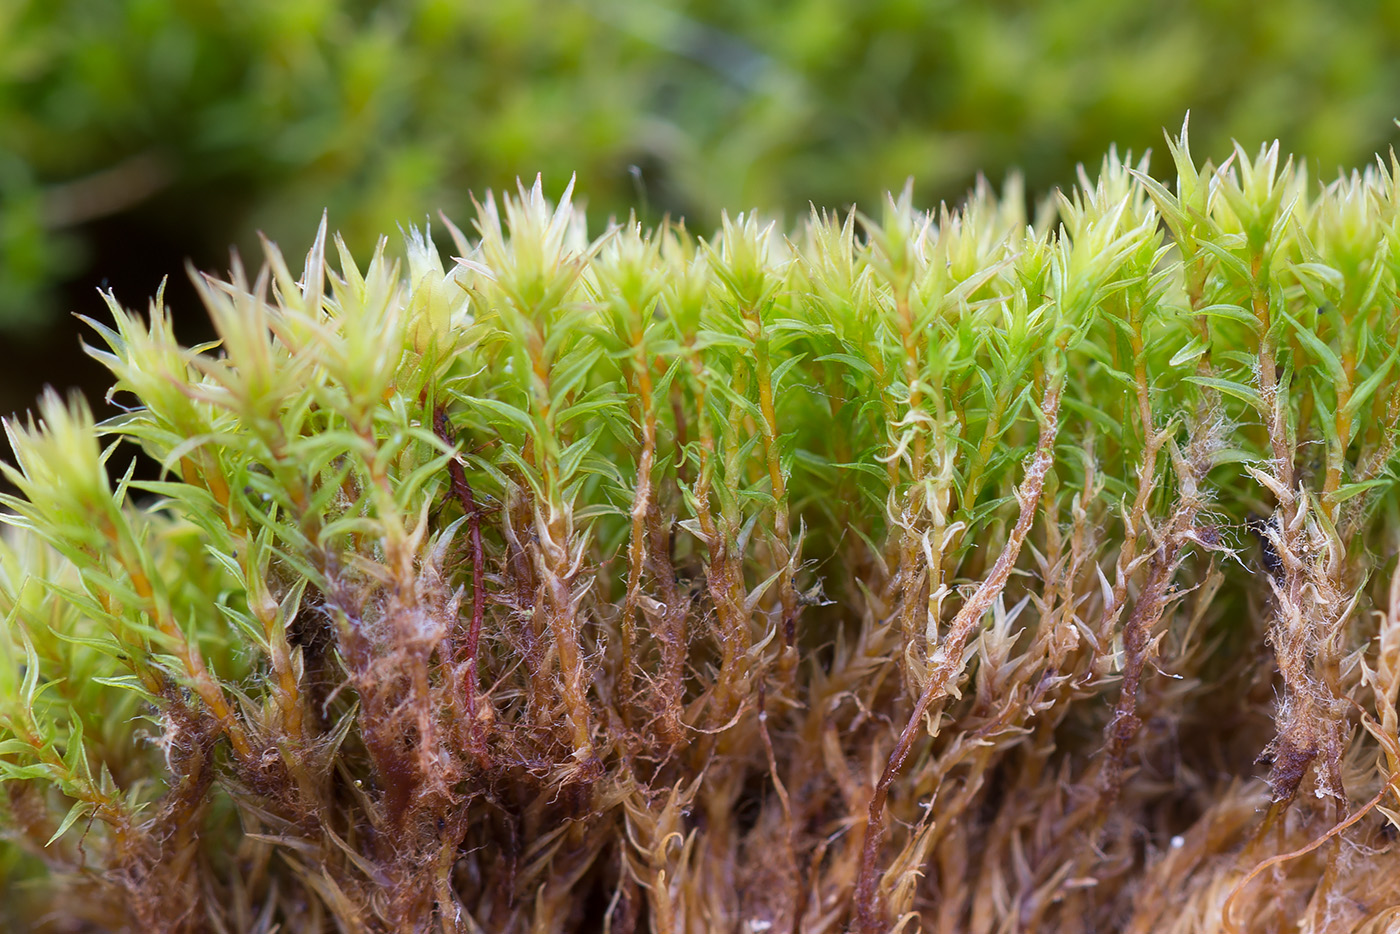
[{"left": 435, "top": 407, "right": 488, "bottom": 757}]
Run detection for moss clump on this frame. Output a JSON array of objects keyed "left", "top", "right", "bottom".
[{"left": 4, "top": 126, "right": 1400, "bottom": 932}]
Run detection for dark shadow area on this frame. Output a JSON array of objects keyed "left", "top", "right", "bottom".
[{"left": 1, "top": 204, "right": 220, "bottom": 495}]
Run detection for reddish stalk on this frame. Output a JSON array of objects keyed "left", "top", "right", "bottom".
[
  {"left": 434, "top": 407, "right": 488, "bottom": 758},
  {"left": 620, "top": 342, "right": 660, "bottom": 717},
  {"left": 647, "top": 509, "right": 687, "bottom": 744},
  {"left": 750, "top": 307, "right": 798, "bottom": 655}
]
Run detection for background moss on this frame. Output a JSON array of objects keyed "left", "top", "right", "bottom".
[{"left": 1, "top": 0, "right": 1399, "bottom": 413}]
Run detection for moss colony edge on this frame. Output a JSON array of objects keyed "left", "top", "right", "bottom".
[{"left": 4, "top": 126, "right": 1400, "bottom": 933}]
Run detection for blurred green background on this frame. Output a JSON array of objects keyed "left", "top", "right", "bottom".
[{"left": 2, "top": 0, "right": 1399, "bottom": 417}]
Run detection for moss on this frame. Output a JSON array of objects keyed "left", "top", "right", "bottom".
[{"left": 3, "top": 126, "right": 1400, "bottom": 932}]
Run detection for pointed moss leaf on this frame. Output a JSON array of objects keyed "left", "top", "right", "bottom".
[
  {"left": 90, "top": 676, "right": 160, "bottom": 704},
  {"left": 1279, "top": 308, "right": 1347, "bottom": 387},
  {"left": 1186, "top": 375, "right": 1265, "bottom": 412},
  {"left": 1331, "top": 477, "right": 1394, "bottom": 503},
  {"left": 555, "top": 392, "right": 625, "bottom": 427},
  {"left": 694, "top": 330, "right": 754, "bottom": 351},
  {"left": 46, "top": 800, "right": 96, "bottom": 847},
  {"left": 558, "top": 427, "right": 604, "bottom": 484},
  {"left": 1195, "top": 303, "right": 1260, "bottom": 330},
  {"left": 1343, "top": 351, "right": 1398, "bottom": 419},
  {"left": 550, "top": 346, "right": 607, "bottom": 405},
  {"left": 769, "top": 353, "right": 808, "bottom": 390},
  {"left": 1291, "top": 262, "right": 1344, "bottom": 293},
  {"left": 465, "top": 396, "right": 534, "bottom": 434},
  {"left": 1169, "top": 335, "right": 1209, "bottom": 368}
]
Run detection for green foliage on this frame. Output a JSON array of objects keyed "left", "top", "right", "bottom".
[
  {"left": 2, "top": 131, "right": 1400, "bottom": 931},
  {"left": 4, "top": 0, "right": 1400, "bottom": 327}
]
